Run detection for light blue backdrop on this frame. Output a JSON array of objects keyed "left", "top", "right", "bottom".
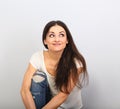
[{"left": 0, "top": 0, "right": 120, "bottom": 109}]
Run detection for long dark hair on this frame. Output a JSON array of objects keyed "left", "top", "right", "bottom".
[{"left": 42, "top": 20, "right": 88, "bottom": 93}]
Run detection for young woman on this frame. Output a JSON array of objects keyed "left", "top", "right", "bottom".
[{"left": 21, "top": 20, "right": 88, "bottom": 109}]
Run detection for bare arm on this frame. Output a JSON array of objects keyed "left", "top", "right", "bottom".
[
  {"left": 42, "top": 67, "right": 83, "bottom": 109},
  {"left": 20, "top": 63, "right": 37, "bottom": 109},
  {"left": 42, "top": 92, "right": 68, "bottom": 109}
]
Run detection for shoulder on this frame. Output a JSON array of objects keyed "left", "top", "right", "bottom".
[
  {"left": 30, "top": 51, "right": 43, "bottom": 60},
  {"left": 29, "top": 50, "right": 43, "bottom": 69},
  {"left": 74, "top": 58, "right": 83, "bottom": 68},
  {"left": 32, "top": 50, "right": 43, "bottom": 57}
]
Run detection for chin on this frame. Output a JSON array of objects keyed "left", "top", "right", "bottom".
[{"left": 52, "top": 48, "right": 65, "bottom": 52}]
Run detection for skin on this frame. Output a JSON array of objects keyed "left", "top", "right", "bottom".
[{"left": 20, "top": 25, "right": 80, "bottom": 109}]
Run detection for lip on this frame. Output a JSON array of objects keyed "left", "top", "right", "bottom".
[{"left": 53, "top": 43, "right": 61, "bottom": 46}]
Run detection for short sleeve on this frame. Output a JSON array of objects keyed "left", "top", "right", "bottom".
[{"left": 29, "top": 51, "right": 41, "bottom": 70}]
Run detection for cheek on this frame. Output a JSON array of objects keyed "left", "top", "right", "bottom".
[
  {"left": 65, "top": 37, "right": 68, "bottom": 43},
  {"left": 63, "top": 41, "right": 68, "bottom": 48},
  {"left": 44, "top": 39, "right": 50, "bottom": 45},
  {"left": 64, "top": 38, "right": 68, "bottom": 44}
]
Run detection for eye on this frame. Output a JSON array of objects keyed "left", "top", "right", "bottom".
[
  {"left": 49, "top": 34, "right": 55, "bottom": 38},
  {"left": 59, "top": 34, "right": 65, "bottom": 37}
]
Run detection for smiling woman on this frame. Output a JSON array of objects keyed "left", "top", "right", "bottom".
[
  {"left": 44, "top": 25, "right": 68, "bottom": 52},
  {"left": 20, "top": 20, "right": 88, "bottom": 109}
]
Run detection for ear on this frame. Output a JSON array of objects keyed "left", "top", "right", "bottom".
[
  {"left": 66, "top": 39, "right": 68, "bottom": 44},
  {"left": 44, "top": 40, "right": 47, "bottom": 45}
]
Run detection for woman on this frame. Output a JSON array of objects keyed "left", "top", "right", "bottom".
[{"left": 21, "top": 20, "right": 88, "bottom": 109}]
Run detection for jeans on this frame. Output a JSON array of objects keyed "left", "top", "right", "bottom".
[{"left": 30, "top": 71, "right": 51, "bottom": 109}]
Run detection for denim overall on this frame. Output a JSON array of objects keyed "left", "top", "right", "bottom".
[{"left": 30, "top": 71, "right": 51, "bottom": 109}]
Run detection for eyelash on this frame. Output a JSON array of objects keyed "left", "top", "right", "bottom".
[
  {"left": 49, "top": 34, "right": 65, "bottom": 38},
  {"left": 59, "top": 34, "right": 64, "bottom": 37},
  {"left": 49, "top": 34, "right": 55, "bottom": 37}
]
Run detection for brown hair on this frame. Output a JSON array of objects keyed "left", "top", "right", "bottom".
[{"left": 42, "top": 20, "right": 88, "bottom": 93}]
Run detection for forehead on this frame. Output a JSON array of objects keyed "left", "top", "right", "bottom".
[{"left": 48, "top": 25, "right": 66, "bottom": 33}]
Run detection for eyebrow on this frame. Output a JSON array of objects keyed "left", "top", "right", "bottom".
[
  {"left": 59, "top": 31, "right": 65, "bottom": 33},
  {"left": 49, "top": 31, "right": 65, "bottom": 34},
  {"left": 48, "top": 31, "right": 54, "bottom": 33}
]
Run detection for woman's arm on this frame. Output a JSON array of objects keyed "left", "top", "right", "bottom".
[
  {"left": 20, "top": 63, "right": 37, "bottom": 109},
  {"left": 42, "top": 67, "right": 83, "bottom": 109},
  {"left": 42, "top": 92, "right": 68, "bottom": 109}
]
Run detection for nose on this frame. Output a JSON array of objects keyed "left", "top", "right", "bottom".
[{"left": 54, "top": 36, "right": 60, "bottom": 41}]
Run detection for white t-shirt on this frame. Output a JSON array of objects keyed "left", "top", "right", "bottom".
[{"left": 30, "top": 50, "right": 83, "bottom": 109}]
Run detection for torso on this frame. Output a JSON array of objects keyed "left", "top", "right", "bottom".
[
  {"left": 43, "top": 51, "right": 59, "bottom": 76},
  {"left": 30, "top": 50, "right": 83, "bottom": 108}
]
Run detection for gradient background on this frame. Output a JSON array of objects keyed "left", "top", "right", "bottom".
[{"left": 0, "top": 0, "right": 120, "bottom": 109}]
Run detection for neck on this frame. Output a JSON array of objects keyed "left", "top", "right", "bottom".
[{"left": 47, "top": 50, "right": 63, "bottom": 62}]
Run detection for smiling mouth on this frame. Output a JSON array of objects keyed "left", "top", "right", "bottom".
[{"left": 53, "top": 43, "right": 61, "bottom": 46}]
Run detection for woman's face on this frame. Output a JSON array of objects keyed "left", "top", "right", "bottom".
[{"left": 44, "top": 25, "right": 68, "bottom": 52}]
